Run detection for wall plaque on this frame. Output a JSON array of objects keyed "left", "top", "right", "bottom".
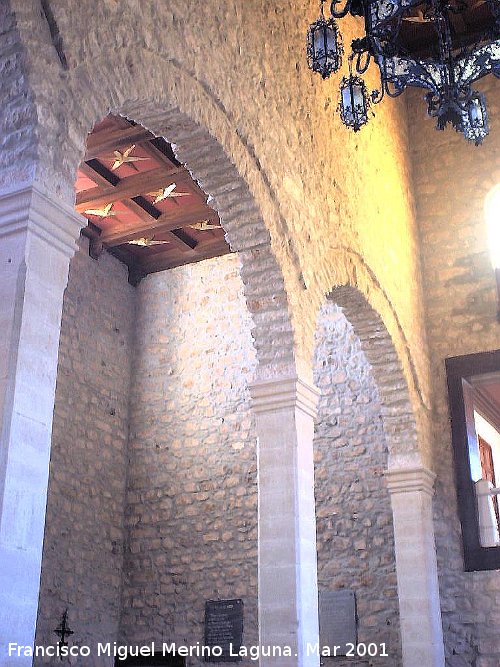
[
  {"left": 319, "top": 590, "right": 357, "bottom": 657},
  {"left": 204, "top": 599, "right": 243, "bottom": 662}
]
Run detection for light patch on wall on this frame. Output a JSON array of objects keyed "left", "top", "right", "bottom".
[{"left": 283, "top": 175, "right": 304, "bottom": 203}]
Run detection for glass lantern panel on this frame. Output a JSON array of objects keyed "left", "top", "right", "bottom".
[
  {"left": 342, "top": 85, "right": 353, "bottom": 114},
  {"left": 469, "top": 99, "right": 484, "bottom": 126},
  {"left": 326, "top": 27, "right": 337, "bottom": 53},
  {"left": 314, "top": 27, "right": 327, "bottom": 56},
  {"left": 352, "top": 83, "right": 365, "bottom": 110}
]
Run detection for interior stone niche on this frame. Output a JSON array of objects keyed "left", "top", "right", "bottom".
[{"left": 313, "top": 299, "right": 402, "bottom": 664}]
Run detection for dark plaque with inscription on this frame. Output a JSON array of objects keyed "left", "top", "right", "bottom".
[
  {"left": 319, "top": 590, "right": 357, "bottom": 657},
  {"left": 204, "top": 599, "right": 243, "bottom": 662}
]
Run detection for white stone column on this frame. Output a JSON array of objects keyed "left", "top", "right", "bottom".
[
  {"left": 0, "top": 186, "right": 84, "bottom": 666},
  {"left": 385, "top": 466, "right": 445, "bottom": 667},
  {"left": 250, "top": 375, "right": 320, "bottom": 667}
]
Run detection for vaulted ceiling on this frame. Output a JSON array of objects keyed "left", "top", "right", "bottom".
[{"left": 77, "top": 115, "right": 230, "bottom": 285}]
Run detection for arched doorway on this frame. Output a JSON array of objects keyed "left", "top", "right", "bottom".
[
  {"left": 313, "top": 298, "right": 401, "bottom": 662},
  {"left": 0, "top": 92, "right": 300, "bottom": 663},
  {"left": 312, "top": 287, "right": 445, "bottom": 667}
]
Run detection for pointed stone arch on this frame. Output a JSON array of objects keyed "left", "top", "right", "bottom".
[{"left": 309, "top": 246, "right": 432, "bottom": 455}]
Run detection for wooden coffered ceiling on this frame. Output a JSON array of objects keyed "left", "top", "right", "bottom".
[
  {"left": 78, "top": 115, "right": 229, "bottom": 285},
  {"left": 401, "top": 0, "right": 496, "bottom": 56}
]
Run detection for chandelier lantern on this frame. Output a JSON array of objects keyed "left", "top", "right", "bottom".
[
  {"left": 339, "top": 63, "right": 371, "bottom": 129},
  {"left": 307, "top": 0, "right": 344, "bottom": 78},
  {"left": 307, "top": 0, "right": 500, "bottom": 143}
]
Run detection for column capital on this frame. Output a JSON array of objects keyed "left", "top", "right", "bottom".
[
  {"left": 384, "top": 465, "right": 437, "bottom": 496},
  {"left": 0, "top": 185, "right": 85, "bottom": 257},
  {"left": 249, "top": 375, "right": 320, "bottom": 419}
]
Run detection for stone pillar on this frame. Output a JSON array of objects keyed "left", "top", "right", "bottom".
[
  {"left": 385, "top": 466, "right": 445, "bottom": 667},
  {"left": 0, "top": 186, "right": 84, "bottom": 666},
  {"left": 250, "top": 375, "right": 320, "bottom": 667}
]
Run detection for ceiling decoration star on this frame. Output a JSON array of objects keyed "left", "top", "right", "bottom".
[
  {"left": 110, "top": 145, "right": 149, "bottom": 171},
  {"left": 84, "top": 203, "right": 116, "bottom": 218},
  {"left": 149, "top": 183, "right": 190, "bottom": 203},
  {"left": 189, "top": 220, "right": 221, "bottom": 231},
  {"left": 127, "top": 237, "right": 171, "bottom": 247}
]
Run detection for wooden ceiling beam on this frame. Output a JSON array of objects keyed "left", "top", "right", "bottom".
[
  {"left": 99, "top": 206, "right": 219, "bottom": 247},
  {"left": 139, "top": 141, "right": 207, "bottom": 199},
  {"left": 116, "top": 199, "right": 199, "bottom": 254},
  {"left": 84, "top": 126, "right": 153, "bottom": 160},
  {"left": 139, "top": 140, "right": 181, "bottom": 170},
  {"left": 76, "top": 166, "right": 189, "bottom": 210},
  {"left": 109, "top": 238, "right": 231, "bottom": 285},
  {"left": 139, "top": 240, "right": 231, "bottom": 272},
  {"left": 77, "top": 115, "right": 225, "bottom": 278},
  {"left": 76, "top": 165, "right": 207, "bottom": 213},
  {"left": 79, "top": 161, "right": 115, "bottom": 188}
]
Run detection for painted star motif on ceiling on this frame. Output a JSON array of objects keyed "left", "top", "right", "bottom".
[
  {"left": 189, "top": 220, "right": 221, "bottom": 231},
  {"left": 84, "top": 203, "right": 116, "bottom": 218},
  {"left": 110, "top": 145, "right": 149, "bottom": 171},
  {"left": 127, "top": 237, "right": 170, "bottom": 247},
  {"left": 149, "top": 183, "right": 190, "bottom": 203}
]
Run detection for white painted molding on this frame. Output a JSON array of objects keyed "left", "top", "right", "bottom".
[
  {"left": 384, "top": 465, "right": 437, "bottom": 496},
  {"left": 0, "top": 185, "right": 85, "bottom": 256},
  {"left": 249, "top": 375, "right": 320, "bottom": 418}
]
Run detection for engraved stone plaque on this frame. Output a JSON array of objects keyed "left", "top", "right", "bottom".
[
  {"left": 204, "top": 599, "right": 243, "bottom": 662},
  {"left": 319, "top": 590, "right": 357, "bottom": 657}
]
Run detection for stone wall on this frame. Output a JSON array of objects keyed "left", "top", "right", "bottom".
[
  {"left": 120, "top": 253, "right": 260, "bottom": 666},
  {"left": 408, "top": 78, "right": 500, "bottom": 667},
  {"left": 0, "top": 1, "right": 37, "bottom": 190},
  {"left": 313, "top": 301, "right": 401, "bottom": 666},
  {"left": 35, "top": 239, "right": 135, "bottom": 665}
]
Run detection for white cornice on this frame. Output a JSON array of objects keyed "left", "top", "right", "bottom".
[
  {"left": 249, "top": 375, "right": 320, "bottom": 418},
  {"left": 0, "top": 186, "right": 85, "bottom": 257}
]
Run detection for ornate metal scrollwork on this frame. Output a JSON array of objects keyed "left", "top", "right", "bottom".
[{"left": 307, "top": 0, "right": 500, "bottom": 142}]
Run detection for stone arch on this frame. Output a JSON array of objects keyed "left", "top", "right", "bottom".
[
  {"left": 294, "top": 240, "right": 431, "bottom": 458},
  {"left": 7, "top": 2, "right": 433, "bottom": 401},
  {"left": 311, "top": 284, "right": 424, "bottom": 664},
  {"left": 6, "top": 41, "right": 300, "bottom": 378},
  {"left": 106, "top": 101, "right": 295, "bottom": 378},
  {"left": 308, "top": 235, "right": 431, "bottom": 458},
  {"left": 323, "top": 284, "right": 420, "bottom": 461},
  {"left": 312, "top": 295, "right": 402, "bottom": 660}
]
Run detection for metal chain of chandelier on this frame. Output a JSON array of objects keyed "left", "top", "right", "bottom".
[{"left": 307, "top": 0, "right": 500, "bottom": 143}]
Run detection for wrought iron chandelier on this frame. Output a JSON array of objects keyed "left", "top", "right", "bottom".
[{"left": 307, "top": 0, "right": 500, "bottom": 143}]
